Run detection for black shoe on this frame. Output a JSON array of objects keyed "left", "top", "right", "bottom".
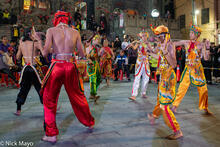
[
  {"left": 114, "top": 78, "right": 118, "bottom": 81},
  {"left": 128, "top": 78, "right": 131, "bottom": 82}
]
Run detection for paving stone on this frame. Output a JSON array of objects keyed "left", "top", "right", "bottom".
[{"left": 0, "top": 80, "right": 220, "bottom": 147}]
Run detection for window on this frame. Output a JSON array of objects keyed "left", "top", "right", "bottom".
[
  {"left": 218, "top": 34, "right": 220, "bottom": 45},
  {"left": 201, "top": 8, "right": 209, "bottom": 24},
  {"left": 217, "top": 22, "right": 220, "bottom": 29},
  {"left": 30, "top": 0, "right": 49, "bottom": 9},
  {"left": 179, "top": 15, "right": 185, "bottom": 29}
]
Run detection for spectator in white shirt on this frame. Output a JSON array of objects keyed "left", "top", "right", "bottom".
[{"left": 121, "top": 38, "right": 129, "bottom": 50}]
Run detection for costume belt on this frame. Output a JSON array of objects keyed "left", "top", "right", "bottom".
[
  {"left": 185, "top": 59, "right": 201, "bottom": 66},
  {"left": 52, "top": 58, "right": 76, "bottom": 63}
]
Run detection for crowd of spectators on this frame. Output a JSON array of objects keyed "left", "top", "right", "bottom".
[
  {"left": 0, "top": 8, "right": 220, "bottom": 88},
  {"left": 109, "top": 35, "right": 220, "bottom": 84},
  {"left": 0, "top": 35, "right": 20, "bottom": 85},
  {"left": 202, "top": 42, "right": 220, "bottom": 84}
]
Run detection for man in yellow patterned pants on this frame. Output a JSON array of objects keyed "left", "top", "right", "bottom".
[
  {"left": 147, "top": 25, "right": 183, "bottom": 140},
  {"left": 171, "top": 25, "right": 211, "bottom": 115}
]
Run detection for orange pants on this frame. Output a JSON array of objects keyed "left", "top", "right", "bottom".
[
  {"left": 172, "top": 69, "right": 208, "bottom": 110},
  {"left": 152, "top": 89, "right": 180, "bottom": 133}
]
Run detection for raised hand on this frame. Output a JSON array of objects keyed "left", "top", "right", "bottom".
[{"left": 32, "top": 32, "right": 41, "bottom": 42}]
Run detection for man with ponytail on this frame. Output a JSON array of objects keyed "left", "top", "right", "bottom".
[
  {"left": 14, "top": 28, "right": 43, "bottom": 116},
  {"left": 34, "top": 10, "right": 94, "bottom": 143}
]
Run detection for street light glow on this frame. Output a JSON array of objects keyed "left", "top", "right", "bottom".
[
  {"left": 151, "top": 9, "right": 160, "bottom": 18},
  {"left": 195, "top": 10, "right": 200, "bottom": 15}
]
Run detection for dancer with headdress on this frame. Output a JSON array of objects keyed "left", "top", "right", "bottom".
[
  {"left": 171, "top": 24, "right": 212, "bottom": 114},
  {"left": 14, "top": 28, "right": 44, "bottom": 116},
  {"left": 147, "top": 25, "right": 183, "bottom": 140},
  {"left": 128, "top": 31, "right": 150, "bottom": 100},
  {"left": 86, "top": 34, "right": 102, "bottom": 100},
  {"left": 34, "top": 10, "right": 95, "bottom": 143}
]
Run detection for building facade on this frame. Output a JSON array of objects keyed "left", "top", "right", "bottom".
[
  {"left": 0, "top": 0, "right": 181, "bottom": 40},
  {"left": 174, "top": 0, "right": 218, "bottom": 44}
]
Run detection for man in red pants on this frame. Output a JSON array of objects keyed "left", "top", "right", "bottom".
[{"left": 34, "top": 10, "right": 95, "bottom": 143}]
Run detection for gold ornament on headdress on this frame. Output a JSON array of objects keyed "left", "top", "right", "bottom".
[
  {"left": 150, "top": 25, "right": 169, "bottom": 35},
  {"left": 93, "top": 34, "right": 101, "bottom": 41},
  {"left": 150, "top": 25, "right": 170, "bottom": 43}
]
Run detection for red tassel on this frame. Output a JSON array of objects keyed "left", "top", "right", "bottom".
[
  {"left": 157, "top": 56, "right": 161, "bottom": 68},
  {"left": 188, "top": 42, "right": 195, "bottom": 53},
  {"left": 176, "top": 65, "right": 180, "bottom": 82}
]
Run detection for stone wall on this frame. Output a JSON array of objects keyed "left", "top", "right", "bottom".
[
  {"left": 174, "top": 0, "right": 216, "bottom": 43},
  {"left": 0, "top": 0, "right": 20, "bottom": 13},
  {"left": 95, "top": 0, "right": 112, "bottom": 22},
  {"left": 123, "top": 15, "right": 182, "bottom": 39}
]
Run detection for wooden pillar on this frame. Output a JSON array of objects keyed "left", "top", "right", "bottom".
[{"left": 19, "top": 0, "right": 23, "bottom": 13}]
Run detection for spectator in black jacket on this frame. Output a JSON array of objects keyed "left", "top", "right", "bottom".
[
  {"left": 202, "top": 40, "right": 212, "bottom": 84},
  {"left": 213, "top": 45, "right": 220, "bottom": 82},
  {"left": 113, "top": 36, "right": 121, "bottom": 56}
]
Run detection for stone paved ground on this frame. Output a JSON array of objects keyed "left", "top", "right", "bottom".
[{"left": 0, "top": 79, "right": 220, "bottom": 147}]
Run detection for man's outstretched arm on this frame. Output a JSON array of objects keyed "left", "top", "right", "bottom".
[{"left": 163, "top": 42, "right": 177, "bottom": 68}]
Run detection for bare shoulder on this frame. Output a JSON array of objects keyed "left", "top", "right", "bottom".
[
  {"left": 19, "top": 39, "right": 23, "bottom": 46},
  {"left": 71, "top": 28, "right": 80, "bottom": 35},
  {"left": 47, "top": 27, "right": 56, "bottom": 33}
]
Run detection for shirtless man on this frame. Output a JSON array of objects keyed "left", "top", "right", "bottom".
[
  {"left": 171, "top": 25, "right": 211, "bottom": 114},
  {"left": 147, "top": 25, "right": 183, "bottom": 140},
  {"left": 34, "top": 11, "right": 95, "bottom": 143},
  {"left": 14, "top": 28, "right": 43, "bottom": 116}
]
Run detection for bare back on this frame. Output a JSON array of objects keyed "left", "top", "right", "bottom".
[
  {"left": 43, "top": 24, "right": 84, "bottom": 60},
  {"left": 17, "top": 40, "right": 41, "bottom": 65}
]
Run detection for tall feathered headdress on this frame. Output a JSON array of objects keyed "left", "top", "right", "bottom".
[{"left": 190, "top": 24, "right": 202, "bottom": 37}]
